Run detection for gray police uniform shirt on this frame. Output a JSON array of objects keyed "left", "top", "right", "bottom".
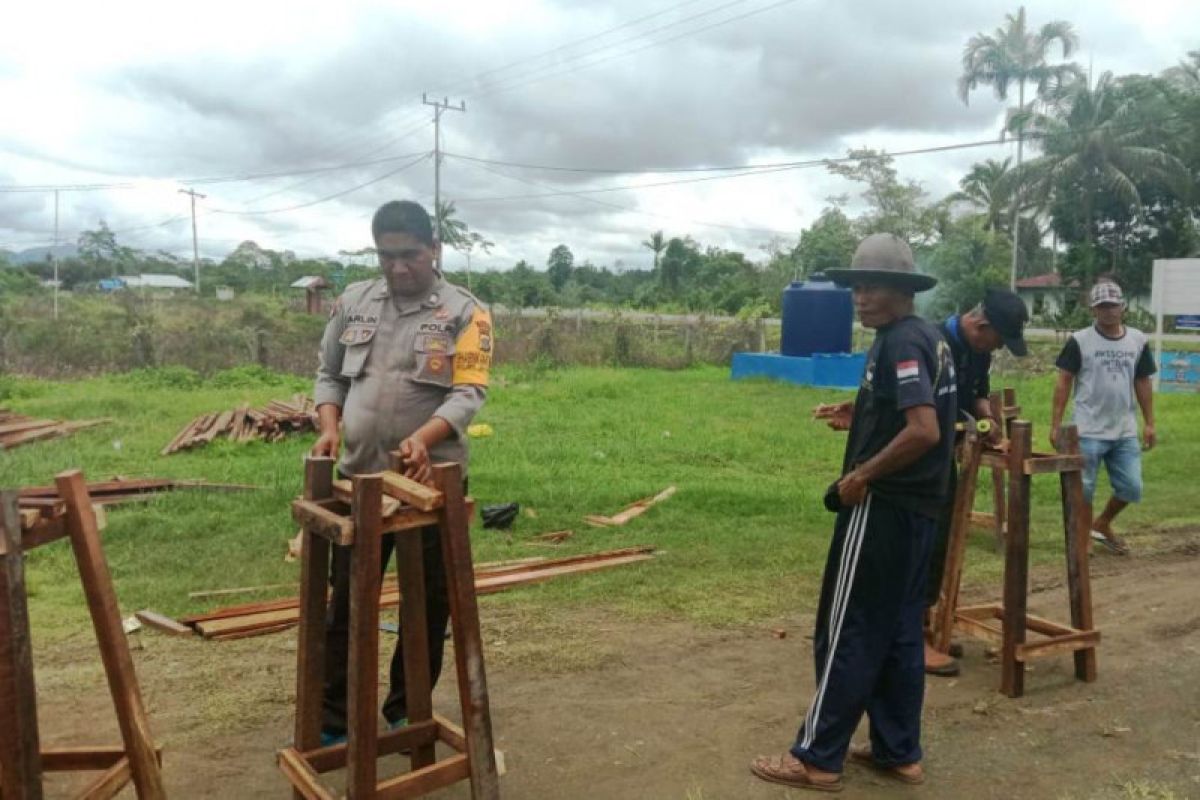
[
  {"left": 314, "top": 275, "right": 492, "bottom": 476},
  {"left": 1055, "top": 325, "right": 1156, "bottom": 440}
]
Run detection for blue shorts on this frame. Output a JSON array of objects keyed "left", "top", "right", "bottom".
[{"left": 1079, "top": 437, "right": 1143, "bottom": 505}]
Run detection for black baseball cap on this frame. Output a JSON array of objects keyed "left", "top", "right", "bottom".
[{"left": 982, "top": 287, "right": 1029, "bottom": 356}]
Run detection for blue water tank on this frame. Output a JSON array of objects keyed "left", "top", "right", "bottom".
[{"left": 780, "top": 276, "right": 853, "bottom": 357}]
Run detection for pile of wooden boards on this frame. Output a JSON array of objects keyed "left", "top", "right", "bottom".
[
  {"left": 0, "top": 409, "right": 109, "bottom": 450},
  {"left": 162, "top": 394, "right": 318, "bottom": 455},
  {"left": 18, "top": 477, "right": 257, "bottom": 515},
  {"left": 173, "top": 546, "right": 657, "bottom": 641}
]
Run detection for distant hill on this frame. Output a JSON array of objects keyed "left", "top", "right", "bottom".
[{"left": 2, "top": 244, "right": 79, "bottom": 264}]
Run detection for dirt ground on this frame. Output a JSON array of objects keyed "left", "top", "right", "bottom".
[{"left": 29, "top": 540, "right": 1200, "bottom": 799}]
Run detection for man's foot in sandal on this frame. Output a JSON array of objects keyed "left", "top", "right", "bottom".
[
  {"left": 848, "top": 744, "right": 925, "bottom": 785},
  {"left": 924, "top": 642, "right": 960, "bottom": 677},
  {"left": 1090, "top": 529, "right": 1129, "bottom": 555},
  {"left": 749, "top": 753, "right": 843, "bottom": 793}
]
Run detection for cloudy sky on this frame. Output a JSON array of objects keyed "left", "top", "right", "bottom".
[{"left": 2, "top": 0, "right": 1197, "bottom": 272}]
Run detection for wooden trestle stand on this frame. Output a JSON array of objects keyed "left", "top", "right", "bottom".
[
  {"left": 279, "top": 456, "right": 499, "bottom": 800},
  {"left": 932, "top": 421, "right": 1099, "bottom": 698},
  {"left": 0, "top": 471, "right": 166, "bottom": 800}
]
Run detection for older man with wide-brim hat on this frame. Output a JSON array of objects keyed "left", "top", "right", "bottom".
[{"left": 753, "top": 233, "right": 957, "bottom": 792}]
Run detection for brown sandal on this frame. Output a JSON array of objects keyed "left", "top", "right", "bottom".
[
  {"left": 848, "top": 744, "right": 925, "bottom": 785},
  {"left": 750, "top": 753, "right": 843, "bottom": 793}
]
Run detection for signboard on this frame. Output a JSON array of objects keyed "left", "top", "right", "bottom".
[
  {"left": 1159, "top": 351, "right": 1200, "bottom": 394},
  {"left": 1151, "top": 259, "right": 1200, "bottom": 390},
  {"left": 1176, "top": 315, "right": 1200, "bottom": 331}
]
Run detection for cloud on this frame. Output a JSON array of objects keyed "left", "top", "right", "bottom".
[{"left": 2, "top": 0, "right": 1196, "bottom": 267}]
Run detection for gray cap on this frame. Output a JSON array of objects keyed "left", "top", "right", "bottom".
[{"left": 824, "top": 233, "right": 937, "bottom": 292}]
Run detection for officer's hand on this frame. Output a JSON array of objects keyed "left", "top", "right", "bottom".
[
  {"left": 983, "top": 420, "right": 1003, "bottom": 448},
  {"left": 837, "top": 470, "right": 869, "bottom": 507},
  {"left": 1049, "top": 426, "right": 1061, "bottom": 452},
  {"left": 312, "top": 430, "right": 340, "bottom": 458},
  {"left": 399, "top": 437, "right": 432, "bottom": 484},
  {"left": 1143, "top": 424, "right": 1156, "bottom": 451}
]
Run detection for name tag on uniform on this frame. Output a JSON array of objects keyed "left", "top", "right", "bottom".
[{"left": 340, "top": 325, "right": 377, "bottom": 345}]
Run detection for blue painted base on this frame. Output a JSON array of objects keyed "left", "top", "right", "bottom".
[{"left": 731, "top": 352, "right": 865, "bottom": 389}]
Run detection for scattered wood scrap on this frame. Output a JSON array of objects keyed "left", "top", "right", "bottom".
[
  {"left": 161, "top": 394, "right": 318, "bottom": 455},
  {"left": 585, "top": 486, "right": 677, "bottom": 527},
  {"left": 177, "top": 546, "right": 657, "bottom": 641},
  {"left": 134, "top": 610, "right": 193, "bottom": 637},
  {"left": 0, "top": 409, "right": 110, "bottom": 450},
  {"left": 18, "top": 476, "right": 258, "bottom": 508},
  {"left": 524, "top": 529, "right": 574, "bottom": 547}
]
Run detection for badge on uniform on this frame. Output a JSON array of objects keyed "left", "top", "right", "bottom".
[{"left": 428, "top": 356, "right": 446, "bottom": 374}]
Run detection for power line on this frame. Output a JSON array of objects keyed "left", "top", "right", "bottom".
[
  {"left": 469, "top": 0, "right": 799, "bottom": 99},
  {"left": 209, "top": 151, "right": 431, "bottom": 216},
  {"left": 458, "top": 157, "right": 796, "bottom": 236}
]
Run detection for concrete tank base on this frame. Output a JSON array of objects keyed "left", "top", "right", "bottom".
[{"left": 730, "top": 352, "right": 865, "bottom": 390}]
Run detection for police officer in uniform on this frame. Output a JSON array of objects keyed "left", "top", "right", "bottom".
[
  {"left": 311, "top": 200, "right": 493, "bottom": 745},
  {"left": 752, "top": 234, "right": 955, "bottom": 792}
]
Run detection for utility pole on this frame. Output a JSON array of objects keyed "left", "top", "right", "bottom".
[
  {"left": 422, "top": 93, "right": 465, "bottom": 269},
  {"left": 52, "top": 189, "right": 60, "bottom": 320},
  {"left": 179, "top": 187, "right": 205, "bottom": 293}
]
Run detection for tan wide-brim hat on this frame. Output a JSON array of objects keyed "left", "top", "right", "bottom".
[{"left": 824, "top": 233, "right": 937, "bottom": 293}]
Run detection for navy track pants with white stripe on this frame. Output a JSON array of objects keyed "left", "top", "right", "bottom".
[{"left": 790, "top": 493, "right": 935, "bottom": 773}]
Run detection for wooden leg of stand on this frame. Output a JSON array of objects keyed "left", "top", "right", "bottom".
[
  {"left": 0, "top": 491, "right": 42, "bottom": 800},
  {"left": 294, "top": 457, "right": 334, "bottom": 775},
  {"left": 1058, "top": 425, "right": 1098, "bottom": 683},
  {"left": 395, "top": 530, "right": 436, "bottom": 771},
  {"left": 433, "top": 464, "right": 500, "bottom": 800},
  {"left": 347, "top": 474, "right": 383, "bottom": 799},
  {"left": 55, "top": 471, "right": 165, "bottom": 800},
  {"left": 1000, "top": 424, "right": 1031, "bottom": 698},
  {"left": 933, "top": 433, "right": 983, "bottom": 653}
]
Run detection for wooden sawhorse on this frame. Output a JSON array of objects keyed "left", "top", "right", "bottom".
[
  {"left": 0, "top": 470, "right": 165, "bottom": 799},
  {"left": 965, "top": 387, "right": 1021, "bottom": 550},
  {"left": 932, "top": 421, "right": 1099, "bottom": 697},
  {"left": 279, "top": 457, "right": 499, "bottom": 799}
]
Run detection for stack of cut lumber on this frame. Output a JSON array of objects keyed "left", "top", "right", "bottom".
[
  {"left": 18, "top": 476, "right": 257, "bottom": 509},
  {"left": 178, "top": 546, "right": 657, "bottom": 641},
  {"left": 162, "top": 394, "right": 318, "bottom": 455},
  {"left": 0, "top": 409, "right": 110, "bottom": 450}
]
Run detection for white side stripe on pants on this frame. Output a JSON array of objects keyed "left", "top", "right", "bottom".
[{"left": 799, "top": 493, "right": 873, "bottom": 751}]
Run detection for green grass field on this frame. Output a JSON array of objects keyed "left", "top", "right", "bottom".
[{"left": 3, "top": 364, "right": 1198, "bottom": 642}]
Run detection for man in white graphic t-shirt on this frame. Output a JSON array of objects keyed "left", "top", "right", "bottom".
[{"left": 1050, "top": 280, "right": 1156, "bottom": 555}]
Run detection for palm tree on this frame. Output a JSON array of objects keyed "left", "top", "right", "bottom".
[
  {"left": 641, "top": 230, "right": 667, "bottom": 270},
  {"left": 949, "top": 158, "right": 1013, "bottom": 233},
  {"left": 1014, "top": 72, "right": 1189, "bottom": 280},
  {"left": 958, "top": 7, "right": 1082, "bottom": 287},
  {"left": 434, "top": 200, "right": 469, "bottom": 249}
]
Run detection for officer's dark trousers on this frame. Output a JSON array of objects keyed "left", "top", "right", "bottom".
[
  {"left": 321, "top": 523, "right": 450, "bottom": 735},
  {"left": 925, "top": 463, "right": 958, "bottom": 609},
  {"left": 790, "top": 493, "right": 934, "bottom": 773}
]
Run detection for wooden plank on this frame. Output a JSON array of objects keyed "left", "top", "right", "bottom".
[
  {"left": 293, "top": 458, "right": 333, "bottom": 767},
  {"left": 381, "top": 470, "right": 443, "bottom": 512},
  {"left": 1001, "top": 422, "right": 1032, "bottom": 698},
  {"left": 303, "top": 720, "right": 439, "bottom": 773},
  {"left": 435, "top": 714, "right": 467, "bottom": 752},
  {"left": 187, "top": 582, "right": 294, "bottom": 600},
  {"left": 396, "top": 529, "right": 436, "bottom": 770},
  {"left": 134, "top": 610, "right": 193, "bottom": 637},
  {"left": 954, "top": 614, "right": 1004, "bottom": 645},
  {"left": 0, "top": 419, "right": 59, "bottom": 436},
  {"left": 375, "top": 754, "right": 471, "bottom": 800},
  {"left": 76, "top": 756, "right": 132, "bottom": 800},
  {"left": 18, "top": 517, "right": 68, "bottom": 552},
  {"left": 40, "top": 747, "right": 141, "bottom": 772},
  {"left": 0, "top": 491, "right": 43, "bottom": 800},
  {"left": 277, "top": 748, "right": 336, "bottom": 800},
  {"left": 1058, "top": 424, "right": 1098, "bottom": 682},
  {"left": 585, "top": 486, "right": 676, "bottom": 527},
  {"left": 381, "top": 507, "right": 440, "bottom": 534},
  {"left": 434, "top": 464, "right": 501, "bottom": 800},
  {"left": 1023, "top": 612, "right": 1076, "bottom": 638},
  {"left": 55, "top": 470, "right": 166, "bottom": 800},
  {"left": 932, "top": 430, "right": 983, "bottom": 652},
  {"left": 291, "top": 499, "right": 353, "bottom": 546},
  {"left": 1023, "top": 454, "right": 1084, "bottom": 475},
  {"left": 473, "top": 553, "right": 654, "bottom": 593},
  {"left": 346, "top": 473, "right": 383, "bottom": 799},
  {"left": 1016, "top": 630, "right": 1102, "bottom": 662},
  {"left": 208, "top": 621, "right": 297, "bottom": 641}
]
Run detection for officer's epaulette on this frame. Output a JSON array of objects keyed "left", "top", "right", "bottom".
[{"left": 442, "top": 281, "right": 489, "bottom": 311}]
